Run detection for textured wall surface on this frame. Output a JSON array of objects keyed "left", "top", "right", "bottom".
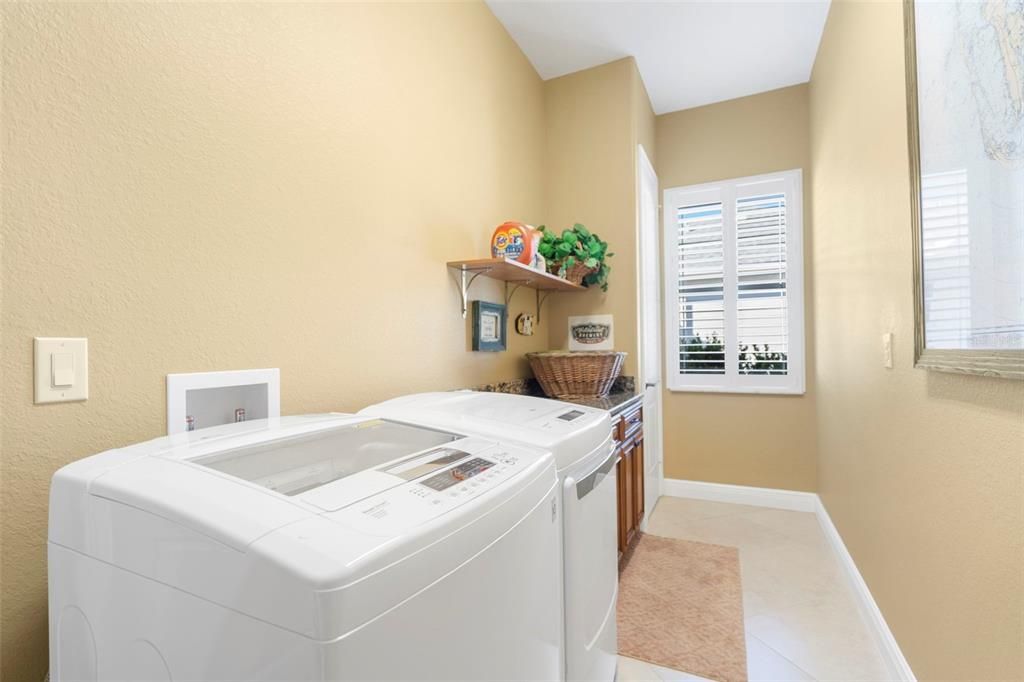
[
  {"left": 1, "top": 3, "right": 550, "bottom": 679},
  {"left": 634, "top": 69, "right": 657, "bottom": 170},
  {"left": 809, "top": 2, "right": 1024, "bottom": 678},
  {"left": 542, "top": 58, "right": 650, "bottom": 376},
  {"left": 655, "top": 86, "right": 817, "bottom": 491}
]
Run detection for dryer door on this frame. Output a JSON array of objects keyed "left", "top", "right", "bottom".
[{"left": 562, "top": 444, "right": 619, "bottom": 682}]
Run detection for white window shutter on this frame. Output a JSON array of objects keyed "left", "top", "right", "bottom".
[
  {"left": 735, "top": 178, "right": 789, "bottom": 376},
  {"left": 676, "top": 199, "right": 726, "bottom": 375},
  {"left": 664, "top": 170, "right": 805, "bottom": 395}
]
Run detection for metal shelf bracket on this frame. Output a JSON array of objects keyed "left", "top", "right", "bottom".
[
  {"left": 457, "top": 268, "right": 489, "bottom": 318},
  {"left": 504, "top": 281, "right": 530, "bottom": 307},
  {"left": 506, "top": 281, "right": 552, "bottom": 324},
  {"left": 536, "top": 289, "right": 552, "bottom": 324}
]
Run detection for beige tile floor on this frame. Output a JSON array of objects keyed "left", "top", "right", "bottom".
[{"left": 617, "top": 496, "right": 892, "bottom": 682}]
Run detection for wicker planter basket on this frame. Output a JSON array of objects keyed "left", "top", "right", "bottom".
[
  {"left": 551, "top": 261, "right": 596, "bottom": 286},
  {"left": 526, "top": 351, "right": 626, "bottom": 399}
]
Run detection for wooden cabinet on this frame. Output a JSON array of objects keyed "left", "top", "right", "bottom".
[{"left": 614, "top": 402, "right": 644, "bottom": 562}]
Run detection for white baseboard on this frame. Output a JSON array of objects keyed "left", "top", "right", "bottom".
[
  {"left": 814, "top": 497, "right": 917, "bottom": 682},
  {"left": 662, "top": 478, "right": 818, "bottom": 512},
  {"left": 662, "top": 478, "right": 916, "bottom": 682}
]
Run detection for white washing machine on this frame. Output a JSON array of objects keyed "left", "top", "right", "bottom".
[
  {"left": 48, "top": 414, "right": 562, "bottom": 681},
  {"left": 361, "top": 392, "right": 618, "bottom": 682}
]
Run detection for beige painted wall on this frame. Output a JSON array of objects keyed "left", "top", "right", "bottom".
[
  {"left": 543, "top": 58, "right": 635, "bottom": 368},
  {"left": 0, "top": 3, "right": 551, "bottom": 679},
  {"left": 631, "top": 64, "right": 658, "bottom": 379},
  {"left": 542, "top": 57, "right": 656, "bottom": 377},
  {"left": 809, "top": 2, "right": 1024, "bottom": 678},
  {"left": 655, "top": 86, "right": 817, "bottom": 491},
  {"left": 634, "top": 69, "right": 657, "bottom": 170}
]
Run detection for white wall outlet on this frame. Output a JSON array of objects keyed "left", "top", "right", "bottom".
[
  {"left": 882, "top": 332, "right": 893, "bottom": 369},
  {"left": 34, "top": 337, "right": 88, "bottom": 404}
]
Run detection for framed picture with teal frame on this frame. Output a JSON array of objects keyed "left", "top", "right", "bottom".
[{"left": 472, "top": 301, "right": 507, "bottom": 352}]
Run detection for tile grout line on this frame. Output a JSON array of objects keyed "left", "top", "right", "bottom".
[{"left": 745, "top": 630, "right": 819, "bottom": 681}]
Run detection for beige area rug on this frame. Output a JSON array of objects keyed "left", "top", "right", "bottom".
[{"left": 618, "top": 533, "right": 747, "bottom": 682}]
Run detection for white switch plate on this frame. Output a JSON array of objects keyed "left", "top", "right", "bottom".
[
  {"left": 34, "top": 337, "right": 88, "bottom": 404},
  {"left": 882, "top": 332, "right": 893, "bottom": 369}
]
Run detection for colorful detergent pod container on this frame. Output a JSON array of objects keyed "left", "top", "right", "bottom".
[{"left": 491, "top": 221, "right": 539, "bottom": 265}]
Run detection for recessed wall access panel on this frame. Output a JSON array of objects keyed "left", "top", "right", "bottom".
[{"left": 167, "top": 369, "right": 280, "bottom": 435}]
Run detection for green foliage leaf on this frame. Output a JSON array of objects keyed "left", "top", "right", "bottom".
[{"left": 537, "top": 222, "right": 613, "bottom": 291}]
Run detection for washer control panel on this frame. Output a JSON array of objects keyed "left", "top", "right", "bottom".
[
  {"left": 331, "top": 439, "right": 540, "bottom": 534},
  {"left": 419, "top": 457, "right": 495, "bottom": 491}
]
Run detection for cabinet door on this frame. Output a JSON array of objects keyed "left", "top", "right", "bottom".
[
  {"left": 615, "top": 448, "right": 626, "bottom": 557},
  {"left": 622, "top": 442, "right": 636, "bottom": 549},
  {"left": 633, "top": 436, "right": 645, "bottom": 527}
]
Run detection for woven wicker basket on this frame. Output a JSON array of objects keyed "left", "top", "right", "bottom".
[{"left": 526, "top": 351, "right": 626, "bottom": 399}]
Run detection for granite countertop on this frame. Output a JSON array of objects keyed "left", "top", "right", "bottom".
[
  {"left": 559, "top": 390, "right": 642, "bottom": 414},
  {"left": 475, "top": 376, "right": 642, "bottom": 415}
]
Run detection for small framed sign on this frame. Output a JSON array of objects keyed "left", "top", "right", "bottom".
[
  {"left": 472, "top": 301, "right": 507, "bottom": 352},
  {"left": 569, "top": 314, "right": 614, "bottom": 351}
]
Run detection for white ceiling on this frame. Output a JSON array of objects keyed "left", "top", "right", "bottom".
[{"left": 486, "top": 1, "right": 831, "bottom": 114}]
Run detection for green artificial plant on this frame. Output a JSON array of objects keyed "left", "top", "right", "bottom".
[{"left": 536, "top": 223, "right": 613, "bottom": 291}]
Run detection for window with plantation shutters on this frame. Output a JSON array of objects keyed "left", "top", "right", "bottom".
[{"left": 664, "top": 170, "right": 805, "bottom": 394}]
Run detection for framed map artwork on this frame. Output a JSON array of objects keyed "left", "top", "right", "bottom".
[{"left": 905, "top": 0, "right": 1023, "bottom": 378}]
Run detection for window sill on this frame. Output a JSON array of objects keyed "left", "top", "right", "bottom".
[{"left": 666, "top": 384, "right": 806, "bottom": 396}]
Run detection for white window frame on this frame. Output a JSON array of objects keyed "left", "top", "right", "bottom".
[{"left": 663, "top": 169, "right": 805, "bottom": 395}]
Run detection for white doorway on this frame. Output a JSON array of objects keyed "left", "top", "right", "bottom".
[{"left": 636, "top": 144, "right": 663, "bottom": 525}]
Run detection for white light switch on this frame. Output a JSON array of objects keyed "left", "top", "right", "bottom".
[
  {"left": 882, "top": 332, "right": 893, "bottom": 369},
  {"left": 51, "top": 352, "right": 75, "bottom": 387},
  {"left": 34, "top": 338, "right": 88, "bottom": 404}
]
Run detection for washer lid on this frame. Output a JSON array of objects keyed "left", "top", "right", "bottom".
[
  {"left": 80, "top": 416, "right": 468, "bottom": 551},
  {"left": 361, "top": 391, "right": 612, "bottom": 472},
  {"left": 194, "top": 418, "right": 460, "bottom": 497}
]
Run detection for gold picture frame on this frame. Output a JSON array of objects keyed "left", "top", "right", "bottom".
[{"left": 903, "top": 0, "right": 1024, "bottom": 380}]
